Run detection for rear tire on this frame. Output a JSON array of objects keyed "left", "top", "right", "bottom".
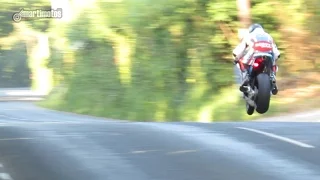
[{"left": 255, "top": 73, "right": 271, "bottom": 114}]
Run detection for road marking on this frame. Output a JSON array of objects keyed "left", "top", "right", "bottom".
[
  {"left": 0, "top": 173, "right": 13, "bottom": 180},
  {"left": 0, "top": 115, "right": 27, "bottom": 121},
  {"left": 131, "top": 150, "right": 160, "bottom": 154},
  {"left": 236, "top": 127, "right": 315, "bottom": 148},
  {"left": 166, "top": 149, "right": 198, "bottom": 155}
]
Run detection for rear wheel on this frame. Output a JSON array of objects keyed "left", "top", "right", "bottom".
[{"left": 255, "top": 73, "right": 271, "bottom": 114}]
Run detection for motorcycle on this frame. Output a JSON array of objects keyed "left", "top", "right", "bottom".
[{"left": 236, "top": 51, "right": 277, "bottom": 115}]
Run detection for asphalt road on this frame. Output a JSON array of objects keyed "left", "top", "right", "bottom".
[{"left": 0, "top": 89, "right": 319, "bottom": 180}]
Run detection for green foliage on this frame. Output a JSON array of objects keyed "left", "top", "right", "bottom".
[
  {"left": 0, "top": 42, "right": 31, "bottom": 87},
  {"left": 41, "top": 0, "right": 242, "bottom": 121},
  {"left": 0, "top": 1, "right": 52, "bottom": 36},
  {"left": 304, "top": 0, "right": 320, "bottom": 35},
  {"left": 3, "top": 0, "right": 318, "bottom": 121},
  {"left": 0, "top": 2, "right": 24, "bottom": 37}
]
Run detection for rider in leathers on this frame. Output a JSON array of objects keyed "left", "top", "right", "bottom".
[{"left": 232, "top": 23, "right": 280, "bottom": 95}]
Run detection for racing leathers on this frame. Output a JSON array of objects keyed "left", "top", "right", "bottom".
[{"left": 232, "top": 27, "right": 280, "bottom": 95}]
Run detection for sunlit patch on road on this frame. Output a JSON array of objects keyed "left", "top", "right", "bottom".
[{"left": 0, "top": 164, "right": 13, "bottom": 180}]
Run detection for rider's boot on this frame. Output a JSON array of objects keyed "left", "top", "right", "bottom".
[{"left": 271, "top": 65, "right": 278, "bottom": 95}]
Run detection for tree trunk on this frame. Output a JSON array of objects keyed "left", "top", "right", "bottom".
[
  {"left": 237, "top": 0, "right": 251, "bottom": 28},
  {"left": 236, "top": 0, "right": 251, "bottom": 40},
  {"left": 234, "top": 0, "right": 252, "bottom": 84}
]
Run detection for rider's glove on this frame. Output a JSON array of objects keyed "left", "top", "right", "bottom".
[
  {"left": 233, "top": 59, "right": 238, "bottom": 65},
  {"left": 232, "top": 54, "right": 239, "bottom": 65}
]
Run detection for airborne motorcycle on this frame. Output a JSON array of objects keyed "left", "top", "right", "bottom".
[{"left": 236, "top": 51, "right": 278, "bottom": 115}]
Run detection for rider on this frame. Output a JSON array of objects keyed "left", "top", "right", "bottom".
[{"left": 232, "top": 23, "right": 280, "bottom": 95}]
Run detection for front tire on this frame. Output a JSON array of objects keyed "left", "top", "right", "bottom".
[
  {"left": 246, "top": 102, "right": 254, "bottom": 115},
  {"left": 255, "top": 73, "right": 271, "bottom": 114}
]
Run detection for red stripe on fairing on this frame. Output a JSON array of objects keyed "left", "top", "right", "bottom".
[{"left": 253, "top": 41, "right": 273, "bottom": 52}]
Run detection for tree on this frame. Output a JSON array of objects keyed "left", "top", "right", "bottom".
[{"left": 236, "top": 0, "right": 251, "bottom": 39}]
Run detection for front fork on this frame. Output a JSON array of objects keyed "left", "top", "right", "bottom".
[
  {"left": 243, "top": 77, "right": 257, "bottom": 107},
  {"left": 244, "top": 67, "right": 256, "bottom": 100}
]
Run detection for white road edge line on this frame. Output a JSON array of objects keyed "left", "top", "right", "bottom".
[{"left": 236, "top": 127, "right": 315, "bottom": 148}]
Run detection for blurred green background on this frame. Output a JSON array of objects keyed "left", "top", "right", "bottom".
[{"left": 0, "top": 0, "right": 319, "bottom": 122}]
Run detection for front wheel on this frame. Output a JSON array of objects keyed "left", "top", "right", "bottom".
[
  {"left": 255, "top": 73, "right": 271, "bottom": 114},
  {"left": 246, "top": 102, "right": 254, "bottom": 115}
]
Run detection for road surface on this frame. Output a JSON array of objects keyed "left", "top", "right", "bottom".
[{"left": 0, "top": 89, "right": 319, "bottom": 180}]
